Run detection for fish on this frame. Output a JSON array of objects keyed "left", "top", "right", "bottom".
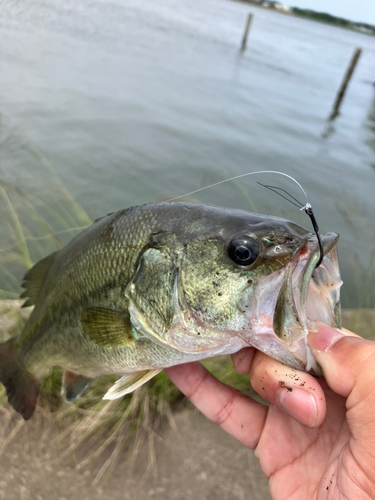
[{"left": 0, "top": 201, "right": 342, "bottom": 420}]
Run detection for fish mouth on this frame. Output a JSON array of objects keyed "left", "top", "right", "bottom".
[
  {"left": 246, "top": 232, "right": 342, "bottom": 375},
  {"left": 294, "top": 232, "right": 341, "bottom": 332},
  {"left": 274, "top": 232, "right": 341, "bottom": 341}
]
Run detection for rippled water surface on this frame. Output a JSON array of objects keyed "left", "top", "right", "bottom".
[{"left": 0, "top": 0, "right": 375, "bottom": 307}]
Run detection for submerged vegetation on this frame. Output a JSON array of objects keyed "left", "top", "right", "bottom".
[{"left": 0, "top": 115, "right": 91, "bottom": 301}]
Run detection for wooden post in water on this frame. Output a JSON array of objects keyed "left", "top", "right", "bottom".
[
  {"left": 330, "top": 47, "right": 362, "bottom": 120},
  {"left": 241, "top": 13, "right": 253, "bottom": 51}
]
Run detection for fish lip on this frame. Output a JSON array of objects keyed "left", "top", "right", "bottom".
[
  {"left": 269, "top": 232, "right": 341, "bottom": 373},
  {"left": 298, "top": 233, "right": 339, "bottom": 292},
  {"left": 305, "top": 233, "right": 342, "bottom": 330},
  {"left": 240, "top": 232, "right": 341, "bottom": 375},
  {"left": 304, "top": 232, "right": 339, "bottom": 260},
  {"left": 292, "top": 232, "right": 340, "bottom": 330},
  {"left": 299, "top": 233, "right": 339, "bottom": 285},
  {"left": 320, "top": 232, "right": 340, "bottom": 256}
]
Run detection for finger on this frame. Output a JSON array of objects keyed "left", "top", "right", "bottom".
[
  {"left": 165, "top": 362, "right": 267, "bottom": 449},
  {"left": 308, "top": 323, "right": 375, "bottom": 398},
  {"left": 249, "top": 350, "right": 326, "bottom": 428},
  {"left": 231, "top": 347, "right": 256, "bottom": 374},
  {"left": 308, "top": 322, "right": 375, "bottom": 462}
]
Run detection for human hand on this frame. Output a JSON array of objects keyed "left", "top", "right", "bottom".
[{"left": 165, "top": 324, "right": 375, "bottom": 499}]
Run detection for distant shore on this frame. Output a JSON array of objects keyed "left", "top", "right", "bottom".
[{"left": 232, "top": 0, "right": 375, "bottom": 37}]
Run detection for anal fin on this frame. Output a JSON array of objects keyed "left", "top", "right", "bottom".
[
  {"left": 103, "top": 369, "right": 161, "bottom": 400},
  {"left": 64, "top": 370, "right": 94, "bottom": 402}
]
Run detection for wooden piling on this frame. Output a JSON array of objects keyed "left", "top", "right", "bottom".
[
  {"left": 330, "top": 47, "right": 362, "bottom": 120},
  {"left": 241, "top": 13, "right": 253, "bottom": 51}
]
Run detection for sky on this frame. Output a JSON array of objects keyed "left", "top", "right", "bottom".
[{"left": 290, "top": 0, "right": 375, "bottom": 25}]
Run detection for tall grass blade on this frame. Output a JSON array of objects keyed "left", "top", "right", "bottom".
[{"left": 0, "top": 185, "right": 33, "bottom": 268}]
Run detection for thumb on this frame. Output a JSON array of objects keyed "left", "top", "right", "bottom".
[{"left": 308, "top": 323, "right": 375, "bottom": 399}]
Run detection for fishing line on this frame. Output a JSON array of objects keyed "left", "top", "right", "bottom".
[
  {"left": 0, "top": 225, "right": 91, "bottom": 254},
  {"left": 168, "top": 170, "right": 308, "bottom": 202},
  {"left": 257, "top": 183, "right": 324, "bottom": 268},
  {"left": 170, "top": 170, "right": 324, "bottom": 268},
  {"left": 256, "top": 183, "right": 305, "bottom": 209}
]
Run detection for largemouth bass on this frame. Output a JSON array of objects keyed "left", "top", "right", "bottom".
[{"left": 0, "top": 202, "right": 342, "bottom": 419}]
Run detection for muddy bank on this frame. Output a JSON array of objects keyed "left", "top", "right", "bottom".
[{"left": 0, "top": 410, "right": 270, "bottom": 500}]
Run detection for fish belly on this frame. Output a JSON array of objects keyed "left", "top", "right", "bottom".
[{"left": 19, "top": 322, "right": 202, "bottom": 378}]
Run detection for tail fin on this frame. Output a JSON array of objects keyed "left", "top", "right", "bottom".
[{"left": 0, "top": 338, "right": 40, "bottom": 420}]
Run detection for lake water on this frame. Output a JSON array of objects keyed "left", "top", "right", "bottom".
[{"left": 0, "top": 0, "right": 375, "bottom": 307}]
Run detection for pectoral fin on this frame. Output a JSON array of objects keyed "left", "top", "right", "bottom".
[
  {"left": 64, "top": 370, "right": 94, "bottom": 402},
  {"left": 103, "top": 369, "right": 161, "bottom": 400},
  {"left": 81, "top": 307, "right": 135, "bottom": 347}
]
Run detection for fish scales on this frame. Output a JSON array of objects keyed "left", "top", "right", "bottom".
[
  {"left": 0, "top": 201, "right": 342, "bottom": 419},
  {"left": 19, "top": 204, "right": 187, "bottom": 372}
]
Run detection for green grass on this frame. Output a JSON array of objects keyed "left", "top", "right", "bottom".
[{"left": 341, "top": 309, "right": 375, "bottom": 341}]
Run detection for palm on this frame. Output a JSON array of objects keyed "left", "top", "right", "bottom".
[
  {"left": 166, "top": 329, "right": 375, "bottom": 500},
  {"left": 166, "top": 359, "right": 373, "bottom": 500},
  {"left": 256, "top": 390, "right": 347, "bottom": 499}
]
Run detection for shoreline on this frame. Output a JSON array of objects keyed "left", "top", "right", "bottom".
[{"left": 231, "top": 0, "right": 375, "bottom": 37}]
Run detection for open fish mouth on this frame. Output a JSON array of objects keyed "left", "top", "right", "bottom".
[
  {"left": 274, "top": 232, "right": 341, "bottom": 342},
  {"left": 246, "top": 232, "right": 342, "bottom": 375},
  {"left": 294, "top": 232, "right": 341, "bottom": 331}
]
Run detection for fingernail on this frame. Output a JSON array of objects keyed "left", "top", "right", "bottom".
[
  {"left": 308, "top": 323, "right": 346, "bottom": 352},
  {"left": 278, "top": 388, "right": 318, "bottom": 427}
]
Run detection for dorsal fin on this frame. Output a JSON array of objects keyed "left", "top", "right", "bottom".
[
  {"left": 20, "top": 252, "right": 57, "bottom": 307},
  {"left": 93, "top": 212, "right": 114, "bottom": 223},
  {"left": 81, "top": 307, "right": 135, "bottom": 347}
]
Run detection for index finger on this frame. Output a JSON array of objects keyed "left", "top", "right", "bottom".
[{"left": 165, "top": 362, "right": 267, "bottom": 449}]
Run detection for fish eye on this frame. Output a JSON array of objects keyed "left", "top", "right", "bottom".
[{"left": 227, "top": 236, "right": 259, "bottom": 267}]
